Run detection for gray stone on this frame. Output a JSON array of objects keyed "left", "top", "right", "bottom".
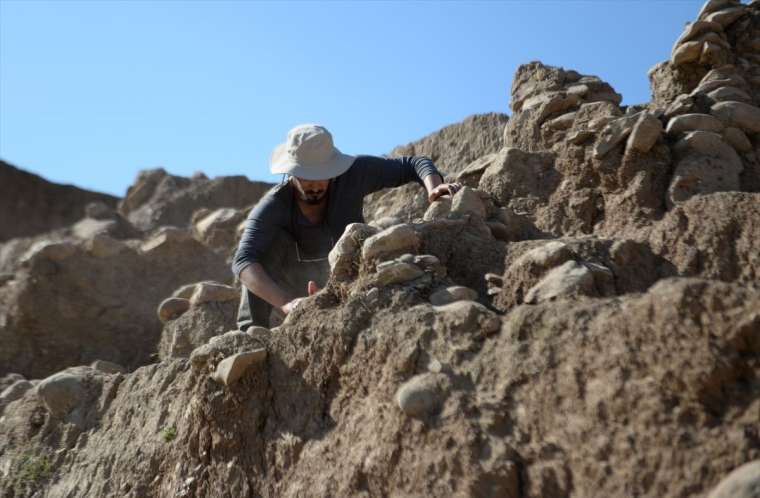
[
  {"left": 21, "top": 241, "right": 78, "bottom": 264},
  {"left": 516, "top": 241, "right": 574, "bottom": 270},
  {"left": 432, "top": 300, "right": 501, "bottom": 336},
  {"left": 723, "top": 127, "right": 753, "bottom": 153},
  {"left": 699, "top": 41, "right": 729, "bottom": 66},
  {"left": 524, "top": 260, "right": 596, "bottom": 304},
  {"left": 707, "top": 86, "right": 752, "bottom": 103},
  {"left": 158, "top": 297, "right": 191, "bottom": 323},
  {"left": 0, "top": 380, "right": 33, "bottom": 406},
  {"left": 711, "top": 101, "right": 760, "bottom": 133},
  {"left": 370, "top": 216, "right": 403, "bottom": 230},
  {"left": 85, "top": 234, "right": 128, "bottom": 258},
  {"left": 665, "top": 94, "right": 697, "bottom": 119},
  {"left": 450, "top": 187, "right": 487, "bottom": 219},
  {"left": 36, "top": 371, "right": 87, "bottom": 417},
  {"left": 429, "top": 286, "right": 478, "bottom": 306},
  {"left": 374, "top": 261, "right": 424, "bottom": 286},
  {"left": 626, "top": 112, "right": 662, "bottom": 153},
  {"left": 172, "top": 283, "right": 199, "bottom": 299},
  {"left": 543, "top": 111, "right": 576, "bottom": 130},
  {"left": 395, "top": 373, "right": 448, "bottom": 418},
  {"left": 666, "top": 113, "right": 725, "bottom": 135},
  {"left": 593, "top": 113, "right": 639, "bottom": 158},
  {"left": 90, "top": 360, "right": 126, "bottom": 374},
  {"left": 362, "top": 224, "right": 420, "bottom": 262},
  {"left": 211, "top": 349, "right": 267, "bottom": 386},
  {"left": 707, "top": 460, "right": 760, "bottom": 498},
  {"left": 190, "top": 282, "right": 238, "bottom": 306}
]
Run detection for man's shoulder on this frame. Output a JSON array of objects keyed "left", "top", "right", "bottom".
[{"left": 248, "top": 183, "right": 291, "bottom": 218}]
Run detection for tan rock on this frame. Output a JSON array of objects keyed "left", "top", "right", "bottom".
[
  {"left": 593, "top": 113, "right": 639, "bottom": 158},
  {"left": 212, "top": 349, "right": 267, "bottom": 386},
  {"left": 395, "top": 373, "right": 448, "bottom": 418},
  {"left": 524, "top": 260, "right": 597, "bottom": 304},
  {"left": 429, "top": 286, "right": 478, "bottom": 306},
  {"left": 190, "top": 282, "right": 238, "bottom": 306},
  {"left": 139, "top": 227, "right": 193, "bottom": 254},
  {"left": 699, "top": 41, "right": 729, "bottom": 66},
  {"left": 36, "top": 371, "right": 87, "bottom": 417},
  {"left": 671, "top": 40, "right": 704, "bottom": 66},
  {"left": 422, "top": 197, "right": 452, "bottom": 221},
  {"left": 707, "top": 460, "right": 760, "bottom": 498},
  {"left": 626, "top": 112, "right": 662, "bottom": 153},
  {"left": 711, "top": 101, "right": 760, "bottom": 133},
  {"left": 704, "top": 5, "right": 747, "bottom": 27},
  {"left": 666, "top": 113, "right": 725, "bottom": 135},
  {"left": 362, "top": 224, "right": 420, "bottom": 262},
  {"left": 723, "top": 127, "right": 753, "bottom": 153},
  {"left": 157, "top": 297, "right": 191, "bottom": 323},
  {"left": 450, "top": 187, "right": 487, "bottom": 219},
  {"left": 90, "top": 360, "right": 126, "bottom": 374},
  {"left": 707, "top": 86, "right": 752, "bottom": 103},
  {"left": 697, "top": 0, "right": 740, "bottom": 20},
  {"left": 673, "top": 20, "right": 723, "bottom": 50},
  {"left": 374, "top": 261, "right": 424, "bottom": 286},
  {"left": 328, "top": 223, "right": 378, "bottom": 281}
]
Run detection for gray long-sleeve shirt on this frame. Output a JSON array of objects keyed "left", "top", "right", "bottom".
[{"left": 231, "top": 155, "right": 442, "bottom": 277}]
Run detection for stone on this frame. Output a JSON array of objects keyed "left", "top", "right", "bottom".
[
  {"left": 544, "top": 111, "right": 576, "bottom": 130},
  {"left": 90, "top": 360, "right": 126, "bottom": 374},
  {"left": 362, "top": 224, "right": 420, "bottom": 262},
  {"left": 86, "top": 234, "right": 128, "bottom": 258},
  {"left": 671, "top": 41, "right": 704, "bottom": 66},
  {"left": 429, "top": 286, "right": 478, "bottom": 306},
  {"left": 666, "top": 113, "right": 725, "bottom": 135},
  {"left": 85, "top": 201, "right": 114, "bottom": 219},
  {"left": 707, "top": 460, "right": 760, "bottom": 498},
  {"left": 370, "top": 217, "right": 403, "bottom": 230},
  {"left": 172, "top": 283, "right": 199, "bottom": 300},
  {"left": 194, "top": 208, "right": 245, "bottom": 250},
  {"left": 699, "top": 41, "right": 729, "bottom": 66},
  {"left": 456, "top": 153, "right": 500, "bottom": 187},
  {"left": 0, "top": 380, "right": 33, "bottom": 407},
  {"left": 517, "top": 241, "right": 574, "bottom": 270},
  {"left": 422, "top": 198, "right": 452, "bottom": 221},
  {"left": 158, "top": 297, "right": 191, "bottom": 323},
  {"left": 711, "top": 101, "right": 760, "bottom": 133},
  {"left": 190, "top": 330, "right": 256, "bottom": 371},
  {"left": 723, "top": 127, "right": 753, "bottom": 153},
  {"left": 246, "top": 326, "right": 270, "bottom": 339},
  {"left": 328, "top": 223, "right": 378, "bottom": 281},
  {"left": 450, "top": 187, "right": 487, "bottom": 219},
  {"left": 432, "top": 300, "right": 501, "bottom": 336},
  {"left": 190, "top": 282, "right": 238, "bottom": 306},
  {"left": 21, "top": 240, "right": 78, "bottom": 264},
  {"left": 697, "top": 0, "right": 740, "bottom": 20},
  {"left": 568, "top": 130, "right": 594, "bottom": 145},
  {"left": 704, "top": 6, "right": 747, "bottom": 27},
  {"left": 593, "top": 113, "right": 639, "bottom": 158},
  {"left": 374, "top": 261, "right": 424, "bottom": 286},
  {"left": 211, "top": 349, "right": 267, "bottom": 386},
  {"left": 665, "top": 94, "right": 697, "bottom": 119},
  {"left": 626, "top": 112, "right": 662, "bottom": 153},
  {"left": 395, "top": 373, "right": 447, "bottom": 418},
  {"left": 524, "top": 260, "right": 596, "bottom": 304},
  {"left": 673, "top": 20, "right": 724, "bottom": 50},
  {"left": 139, "top": 227, "right": 193, "bottom": 254},
  {"left": 36, "top": 371, "right": 87, "bottom": 417},
  {"left": 707, "top": 86, "right": 752, "bottom": 103}
]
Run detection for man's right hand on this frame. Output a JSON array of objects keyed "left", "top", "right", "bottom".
[{"left": 280, "top": 280, "right": 320, "bottom": 315}]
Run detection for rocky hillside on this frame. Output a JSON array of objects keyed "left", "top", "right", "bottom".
[
  {"left": 1, "top": 1, "right": 760, "bottom": 497},
  {"left": 0, "top": 160, "right": 119, "bottom": 242}
]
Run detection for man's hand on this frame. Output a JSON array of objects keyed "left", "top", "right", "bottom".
[
  {"left": 428, "top": 182, "right": 463, "bottom": 203},
  {"left": 281, "top": 280, "right": 321, "bottom": 315}
]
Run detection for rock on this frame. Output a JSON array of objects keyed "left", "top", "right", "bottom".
[
  {"left": 21, "top": 240, "right": 78, "bottom": 264},
  {"left": 697, "top": 0, "right": 740, "bottom": 19},
  {"left": 160, "top": 300, "right": 239, "bottom": 359},
  {"left": 478, "top": 147, "right": 558, "bottom": 209},
  {"left": 699, "top": 41, "right": 729, "bottom": 66},
  {"left": 190, "top": 282, "right": 238, "bottom": 306},
  {"left": 666, "top": 113, "right": 725, "bottom": 135},
  {"left": 0, "top": 380, "right": 33, "bottom": 408},
  {"left": 189, "top": 330, "right": 257, "bottom": 371},
  {"left": 211, "top": 349, "right": 267, "bottom": 386},
  {"left": 707, "top": 86, "right": 752, "bottom": 103},
  {"left": 139, "top": 227, "right": 193, "bottom": 254},
  {"left": 723, "top": 127, "right": 753, "bottom": 153},
  {"left": 450, "top": 187, "right": 487, "bottom": 219},
  {"left": 665, "top": 94, "right": 697, "bottom": 119},
  {"left": 672, "top": 40, "right": 704, "bottom": 66},
  {"left": 90, "top": 360, "right": 126, "bottom": 374},
  {"left": 711, "top": 101, "right": 760, "bottom": 133},
  {"left": 432, "top": 300, "right": 501, "bottom": 336},
  {"left": 85, "top": 234, "right": 128, "bottom": 258},
  {"left": 673, "top": 20, "right": 724, "bottom": 49},
  {"left": 456, "top": 153, "right": 500, "bottom": 187},
  {"left": 374, "top": 261, "right": 424, "bottom": 286},
  {"left": 395, "top": 373, "right": 448, "bottom": 418},
  {"left": 518, "top": 241, "right": 574, "bottom": 269},
  {"left": 704, "top": 6, "right": 747, "bottom": 27},
  {"left": 158, "top": 297, "right": 191, "bottom": 323},
  {"left": 370, "top": 217, "right": 403, "bottom": 230},
  {"left": 593, "top": 113, "right": 639, "bottom": 158},
  {"left": 172, "top": 283, "right": 199, "bottom": 300},
  {"left": 524, "top": 260, "right": 597, "bottom": 304},
  {"left": 543, "top": 111, "right": 576, "bottom": 130},
  {"left": 36, "top": 371, "right": 87, "bottom": 417},
  {"left": 194, "top": 208, "right": 246, "bottom": 251},
  {"left": 328, "top": 223, "right": 378, "bottom": 281},
  {"left": 707, "top": 460, "right": 760, "bottom": 498},
  {"left": 423, "top": 198, "right": 452, "bottom": 221},
  {"left": 362, "top": 224, "right": 420, "bottom": 262},
  {"left": 429, "top": 286, "right": 479, "bottom": 306},
  {"left": 626, "top": 112, "right": 663, "bottom": 153}
]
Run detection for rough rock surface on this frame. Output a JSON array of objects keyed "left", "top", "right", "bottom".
[
  {"left": 0, "top": 160, "right": 118, "bottom": 242},
  {"left": 1, "top": 2, "right": 760, "bottom": 497}
]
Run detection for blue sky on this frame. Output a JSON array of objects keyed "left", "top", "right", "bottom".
[{"left": 1, "top": 0, "right": 703, "bottom": 196}]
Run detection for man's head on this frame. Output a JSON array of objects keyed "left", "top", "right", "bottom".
[
  {"left": 269, "top": 124, "right": 355, "bottom": 181},
  {"left": 290, "top": 176, "right": 329, "bottom": 205}
]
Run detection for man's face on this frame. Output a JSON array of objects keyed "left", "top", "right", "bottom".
[{"left": 292, "top": 176, "right": 330, "bottom": 205}]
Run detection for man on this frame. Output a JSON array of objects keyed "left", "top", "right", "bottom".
[{"left": 231, "top": 123, "right": 461, "bottom": 330}]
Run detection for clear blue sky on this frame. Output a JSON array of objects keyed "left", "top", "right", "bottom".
[{"left": 1, "top": 0, "right": 703, "bottom": 196}]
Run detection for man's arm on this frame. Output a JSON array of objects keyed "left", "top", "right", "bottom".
[
  {"left": 351, "top": 155, "right": 460, "bottom": 200},
  {"left": 238, "top": 263, "right": 297, "bottom": 314}
]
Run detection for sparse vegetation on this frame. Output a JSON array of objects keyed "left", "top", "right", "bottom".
[
  {"left": 161, "top": 425, "right": 177, "bottom": 442},
  {"left": 17, "top": 454, "right": 51, "bottom": 484}
]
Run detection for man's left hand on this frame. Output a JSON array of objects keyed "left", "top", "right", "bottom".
[{"left": 428, "top": 182, "right": 463, "bottom": 203}]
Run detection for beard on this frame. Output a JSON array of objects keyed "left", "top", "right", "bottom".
[{"left": 300, "top": 189, "right": 327, "bottom": 205}]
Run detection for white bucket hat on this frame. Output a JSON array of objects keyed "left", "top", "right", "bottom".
[{"left": 270, "top": 124, "right": 356, "bottom": 180}]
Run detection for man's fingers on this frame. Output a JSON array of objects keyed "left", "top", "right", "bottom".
[{"left": 307, "top": 280, "right": 319, "bottom": 296}]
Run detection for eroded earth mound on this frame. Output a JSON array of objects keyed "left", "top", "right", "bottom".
[{"left": 1, "top": 2, "right": 760, "bottom": 497}]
